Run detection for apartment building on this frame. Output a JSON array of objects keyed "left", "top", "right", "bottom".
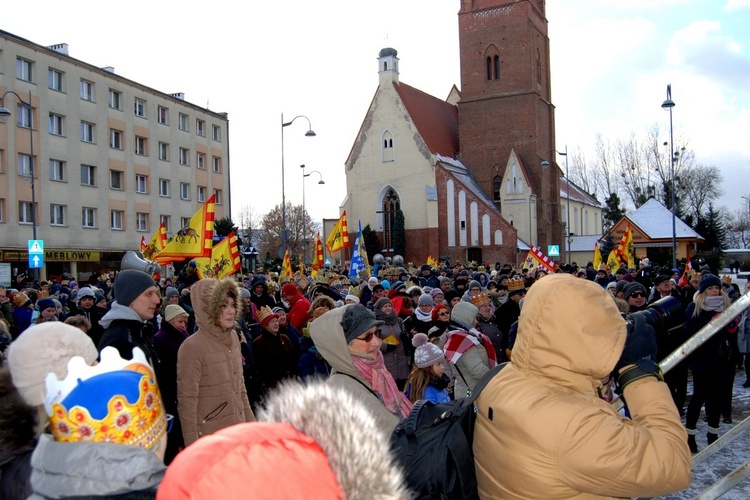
[{"left": 0, "top": 29, "right": 230, "bottom": 282}]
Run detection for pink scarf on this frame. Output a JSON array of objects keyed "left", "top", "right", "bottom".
[{"left": 351, "top": 352, "right": 413, "bottom": 419}]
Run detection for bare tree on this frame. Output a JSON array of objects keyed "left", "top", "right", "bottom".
[
  {"left": 679, "top": 164, "right": 723, "bottom": 222},
  {"left": 259, "top": 203, "right": 322, "bottom": 261},
  {"left": 236, "top": 204, "right": 260, "bottom": 246},
  {"left": 722, "top": 204, "right": 750, "bottom": 249}
]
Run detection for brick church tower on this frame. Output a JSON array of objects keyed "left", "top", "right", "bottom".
[{"left": 457, "top": 0, "right": 562, "bottom": 250}]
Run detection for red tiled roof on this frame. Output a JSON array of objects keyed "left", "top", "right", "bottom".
[{"left": 392, "top": 82, "right": 459, "bottom": 158}]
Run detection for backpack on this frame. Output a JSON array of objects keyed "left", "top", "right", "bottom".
[{"left": 391, "top": 363, "right": 507, "bottom": 499}]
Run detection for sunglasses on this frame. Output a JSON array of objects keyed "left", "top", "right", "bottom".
[
  {"left": 356, "top": 329, "right": 382, "bottom": 343},
  {"left": 438, "top": 311, "right": 449, "bottom": 317},
  {"left": 629, "top": 292, "right": 646, "bottom": 298}
]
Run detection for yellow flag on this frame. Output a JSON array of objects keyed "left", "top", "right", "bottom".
[
  {"left": 155, "top": 195, "right": 216, "bottom": 263},
  {"left": 143, "top": 221, "right": 168, "bottom": 261},
  {"left": 280, "top": 248, "right": 293, "bottom": 279},
  {"left": 593, "top": 242, "right": 602, "bottom": 269},
  {"left": 607, "top": 247, "right": 620, "bottom": 270},
  {"left": 312, "top": 232, "right": 324, "bottom": 277},
  {"left": 298, "top": 254, "right": 306, "bottom": 277},
  {"left": 326, "top": 211, "right": 349, "bottom": 255},
  {"left": 194, "top": 231, "right": 241, "bottom": 280}
]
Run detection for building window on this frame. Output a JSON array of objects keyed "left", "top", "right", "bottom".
[
  {"left": 160, "top": 215, "right": 171, "bottom": 232},
  {"left": 197, "top": 186, "right": 206, "bottom": 202},
  {"left": 109, "top": 89, "right": 122, "bottom": 110},
  {"left": 213, "top": 189, "right": 222, "bottom": 205},
  {"left": 196, "top": 152, "right": 206, "bottom": 169},
  {"left": 382, "top": 130, "right": 394, "bottom": 162},
  {"left": 18, "top": 201, "right": 35, "bottom": 224},
  {"left": 212, "top": 125, "right": 221, "bottom": 141},
  {"left": 80, "top": 121, "right": 95, "bottom": 143},
  {"left": 50, "top": 204, "right": 66, "bottom": 226},
  {"left": 196, "top": 119, "right": 205, "bottom": 137},
  {"left": 158, "top": 142, "right": 169, "bottom": 161},
  {"left": 159, "top": 179, "right": 170, "bottom": 197},
  {"left": 81, "top": 164, "right": 97, "bottom": 186},
  {"left": 179, "top": 147, "right": 190, "bottom": 166},
  {"left": 486, "top": 53, "right": 500, "bottom": 81},
  {"left": 134, "top": 98, "right": 146, "bottom": 117},
  {"left": 50, "top": 159, "right": 66, "bottom": 182},
  {"left": 110, "top": 170, "right": 123, "bottom": 190},
  {"left": 49, "top": 113, "right": 64, "bottom": 136},
  {"left": 48, "top": 69, "right": 64, "bottom": 92},
  {"left": 381, "top": 188, "right": 401, "bottom": 251},
  {"left": 493, "top": 175, "right": 502, "bottom": 202},
  {"left": 80, "top": 79, "right": 94, "bottom": 101},
  {"left": 135, "top": 136, "right": 147, "bottom": 156},
  {"left": 16, "top": 57, "right": 33, "bottom": 82},
  {"left": 135, "top": 174, "right": 148, "bottom": 194},
  {"left": 178, "top": 113, "right": 189, "bottom": 131},
  {"left": 17, "top": 154, "right": 33, "bottom": 178},
  {"left": 157, "top": 106, "right": 169, "bottom": 125},
  {"left": 82, "top": 207, "right": 97, "bottom": 228},
  {"left": 136, "top": 212, "right": 149, "bottom": 232},
  {"left": 180, "top": 217, "right": 190, "bottom": 229},
  {"left": 212, "top": 156, "right": 221, "bottom": 172},
  {"left": 180, "top": 182, "right": 190, "bottom": 200},
  {"left": 17, "top": 104, "right": 32, "bottom": 129},
  {"left": 0, "top": 199, "right": 4, "bottom": 222},
  {"left": 111, "top": 210, "right": 124, "bottom": 230},
  {"left": 109, "top": 129, "right": 123, "bottom": 149}
]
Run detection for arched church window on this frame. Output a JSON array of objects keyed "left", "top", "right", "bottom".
[
  {"left": 382, "top": 130, "right": 394, "bottom": 162},
  {"left": 493, "top": 175, "right": 502, "bottom": 201},
  {"left": 381, "top": 188, "right": 400, "bottom": 251}
]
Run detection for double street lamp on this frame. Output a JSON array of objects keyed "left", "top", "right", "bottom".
[
  {"left": 661, "top": 84, "right": 677, "bottom": 270},
  {"left": 280, "top": 114, "right": 315, "bottom": 251},
  {"left": 0, "top": 90, "right": 37, "bottom": 281}
]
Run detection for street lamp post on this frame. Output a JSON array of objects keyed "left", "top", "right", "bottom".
[
  {"left": 0, "top": 90, "right": 37, "bottom": 282},
  {"left": 556, "top": 146, "right": 571, "bottom": 264},
  {"left": 661, "top": 84, "right": 677, "bottom": 270},
  {"left": 280, "top": 113, "right": 315, "bottom": 252},
  {"left": 301, "top": 164, "right": 325, "bottom": 263}
]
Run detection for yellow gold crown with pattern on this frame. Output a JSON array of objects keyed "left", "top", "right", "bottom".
[{"left": 507, "top": 277, "right": 526, "bottom": 293}]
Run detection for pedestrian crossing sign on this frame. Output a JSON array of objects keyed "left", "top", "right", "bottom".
[
  {"left": 547, "top": 245, "right": 560, "bottom": 257},
  {"left": 28, "top": 240, "right": 44, "bottom": 253}
]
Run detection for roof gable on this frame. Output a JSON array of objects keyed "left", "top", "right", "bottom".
[
  {"left": 393, "top": 82, "right": 459, "bottom": 158},
  {"left": 617, "top": 198, "right": 703, "bottom": 240}
]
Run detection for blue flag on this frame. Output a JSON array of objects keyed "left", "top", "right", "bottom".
[{"left": 349, "top": 221, "right": 365, "bottom": 281}]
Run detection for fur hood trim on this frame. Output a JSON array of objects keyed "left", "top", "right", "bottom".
[{"left": 191, "top": 278, "right": 241, "bottom": 334}]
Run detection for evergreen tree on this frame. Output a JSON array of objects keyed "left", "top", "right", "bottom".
[
  {"left": 694, "top": 203, "right": 727, "bottom": 273},
  {"left": 602, "top": 193, "right": 626, "bottom": 231},
  {"left": 600, "top": 235, "right": 616, "bottom": 263},
  {"left": 393, "top": 210, "right": 406, "bottom": 257},
  {"left": 362, "top": 224, "right": 381, "bottom": 265}
]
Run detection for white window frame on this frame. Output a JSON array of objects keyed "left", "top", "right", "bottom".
[
  {"left": 80, "top": 79, "right": 94, "bottom": 101},
  {"left": 135, "top": 174, "right": 148, "bottom": 194},
  {"left": 180, "top": 182, "right": 190, "bottom": 200},
  {"left": 134, "top": 98, "right": 146, "bottom": 118},
  {"left": 48, "top": 68, "right": 64, "bottom": 92},
  {"left": 197, "top": 186, "right": 206, "bottom": 203},
  {"left": 109, "top": 89, "right": 122, "bottom": 110},
  {"left": 82, "top": 207, "right": 97, "bottom": 228},
  {"left": 159, "top": 178, "right": 170, "bottom": 197},
  {"left": 17, "top": 105, "right": 32, "bottom": 129},
  {"left": 110, "top": 170, "right": 123, "bottom": 190},
  {"left": 49, "top": 113, "right": 64, "bottom": 136},
  {"left": 213, "top": 189, "right": 222, "bottom": 205},
  {"left": 81, "top": 164, "right": 97, "bottom": 187},
  {"left": 111, "top": 210, "right": 124, "bottom": 230},
  {"left": 179, "top": 147, "right": 189, "bottom": 166},
  {"left": 197, "top": 152, "right": 206, "bottom": 170},
  {"left": 17, "top": 153, "right": 33, "bottom": 178},
  {"left": 0, "top": 198, "right": 4, "bottom": 222},
  {"left": 196, "top": 119, "right": 205, "bottom": 137},
  {"left": 135, "top": 136, "right": 147, "bottom": 156},
  {"left": 158, "top": 142, "right": 169, "bottom": 161},
  {"left": 160, "top": 215, "right": 171, "bottom": 233},
  {"left": 80, "top": 121, "right": 95, "bottom": 143},
  {"left": 49, "top": 159, "right": 65, "bottom": 182},
  {"left": 110, "top": 129, "right": 123, "bottom": 149},
  {"left": 136, "top": 212, "right": 149, "bottom": 232},
  {"left": 178, "top": 113, "right": 189, "bottom": 131},
  {"left": 157, "top": 106, "right": 169, "bottom": 125},
  {"left": 212, "top": 125, "right": 221, "bottom": 141},
  {"left": 50, "top": 204, "right": 66, "bottom": 226},
  {"left": 212, "top": 156, "right": 221, "bottom": 172},
  {"left": 16, "top": 57, "right": 32, "bottom": 82},
  {"left": 18, "top": 201, "right": 35, "bottom": 224}
]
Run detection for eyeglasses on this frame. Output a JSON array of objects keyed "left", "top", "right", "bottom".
[
  {"left": 629, "top": 292, "right": 646, "bottom": 298},
  {"left": 355, "top": 329, "right": 382, "bottom": 343},
  {"left": 438, "top": 311, "right": 449, "bottom": 317}
]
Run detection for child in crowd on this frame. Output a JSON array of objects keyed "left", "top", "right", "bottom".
[{"left": 404, "top": 333, "right": 450, "bottom": 404}]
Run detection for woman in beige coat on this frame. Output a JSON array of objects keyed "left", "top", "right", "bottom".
[{"left": 177, "top": 278, "right": 254, "bottom": 446}]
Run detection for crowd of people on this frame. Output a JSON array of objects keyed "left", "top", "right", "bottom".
[{"left": 0, "top": 255, "right": 747, "bottom": 498}]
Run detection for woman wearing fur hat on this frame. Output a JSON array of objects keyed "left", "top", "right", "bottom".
[
  {"left": 374, "top": 297, "right": 412, "bottom": 390},
  {"left": 405, "top": 333, "right": 450, "bottom": 404},
  {"left": 177, "top": 278, "right": 255, "bottom": 447},
  {"left": 310, "top": 304, "right": 412, "bottom": 432},
  {"left": 684, "top": 273, "right": 739, "bottom": 452}
]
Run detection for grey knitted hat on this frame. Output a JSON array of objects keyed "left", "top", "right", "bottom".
[
  {"left": 451, "top": 301, "right": 479, "bottom": 330},
  {"left": 340, "top": 304, "right": 384, "bottom": 344},
  {"left": 114, "top": 269, "right": 156, "bottom": 306},
  {"left": 418, "top": 294, "right": 434, "bottom": 306}
]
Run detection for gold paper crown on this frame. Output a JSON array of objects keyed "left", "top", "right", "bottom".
[
  {"left": 45, "top": 347, "right": 166, "bottom": 450},
  {"left": 470, "top": 292, "right": 491, "bottom": 307},
  {"left": 507, "top": 277, "right": 526, "bottom": 293}
]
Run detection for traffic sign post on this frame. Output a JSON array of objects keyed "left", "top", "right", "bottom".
[
  {"left": 28, "top": 239, "right": 44, "bottom": 269},
  {"left": 547, "top": 245, "right": 560, "bottom": 258}
]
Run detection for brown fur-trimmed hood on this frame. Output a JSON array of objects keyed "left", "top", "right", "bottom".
[{"left": 191, "top": 278, "right": 241, "bottom": 338}]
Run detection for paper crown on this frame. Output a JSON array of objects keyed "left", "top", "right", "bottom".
[
  {"left": 507, "top": 277, "right": 526, "bottom": 293},
  {"left": 470, "top": 292, "right": 491, "bottom": 306},
  {"left": 44, "top": 346, "right": 166, "bottom": 450}
]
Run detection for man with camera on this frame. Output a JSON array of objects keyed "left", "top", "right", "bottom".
[{"left": 474, "top": 274, "right": 690, "bottom": 499}]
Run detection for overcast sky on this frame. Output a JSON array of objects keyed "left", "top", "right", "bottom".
[{"left": 5, "top": 0, "right": 749, "bottom": 225}]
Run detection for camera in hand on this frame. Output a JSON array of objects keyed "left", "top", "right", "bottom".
[{"left": 628, "top": 296, "right": 685, "bottom": 332}]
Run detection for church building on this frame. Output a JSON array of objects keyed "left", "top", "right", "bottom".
[{"left": 340, "top": 0, "right": 563, "bottom": 266}]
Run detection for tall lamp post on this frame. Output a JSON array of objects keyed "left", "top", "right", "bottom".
[
  {"left": 661, "top": 84, "right": 677, "bottom": 270},
  {"left": 557, "top": 146, "right": 571, "bottom": 264},
  {"left": 301, "top": 164, "right": 325, "bottom": 263},
  {"left": 0, "top": 90, "right": 37, "bottom": 281},
  {"left": 280, "top": 114, "right": 315, "bottom": 252}
]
